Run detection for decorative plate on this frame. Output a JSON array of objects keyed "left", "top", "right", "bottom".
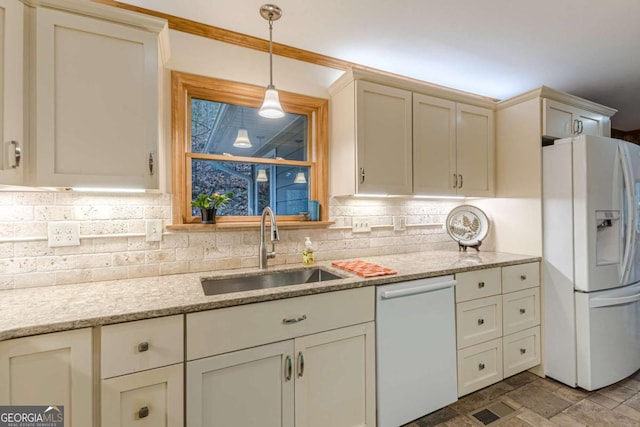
[{"left": 445, "top": 205, "right": 489, "bottom": 249}]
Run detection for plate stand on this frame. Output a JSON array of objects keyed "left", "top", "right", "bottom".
[{"left": 459, "top": 241, "right": 482, "bottom": 252}]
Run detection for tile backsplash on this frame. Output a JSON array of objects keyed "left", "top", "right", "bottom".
[{"left": 0, "top": 191, "right": 460, "bottom": 290}]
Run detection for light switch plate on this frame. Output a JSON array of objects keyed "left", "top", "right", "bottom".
[
  {"left": 393, "top": 216, "right": 406, "bottom": 231},
  {"left": 352, "top": 218, "right": 371, "bottom": 233},
  {"left": 48, "top": 221, "right": 80, "bottom": 247},
  {"left": 145, "top": 219, "right": 163, "bottom": 242}
]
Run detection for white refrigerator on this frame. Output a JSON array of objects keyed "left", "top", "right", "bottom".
[{"left": 543, "top": 134, "right": 640, "bottom": 391}]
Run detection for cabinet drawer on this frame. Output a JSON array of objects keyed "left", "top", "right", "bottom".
[
  {"left": 455, "top": 268, "right": 501, "bottom": 302},
  {"left": 503, "top": 326, "right": 541, "bottom": 378},
  {"left": 503, "top": 288, "right": 540, "bottom": 335},
  {"left": 101, "top": 315, "right": 184, "bottom": 379},
  {"left": 187, "top": 287, "right": 374, "bottom": 360},
  {"left": 502, "top": 262, "right": 539, "bottom": 293},
  {"left": 457, "top": 338, "right": 503, "bottom": 397},
  {"left": 456, "top": 295, "right": 502, "bottom": 349},
  {"left": 102, "top": 363, "right": 183, "bottom": 427}
]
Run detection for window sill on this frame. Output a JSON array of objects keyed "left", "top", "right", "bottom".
[{"left": 166, "top": 221, "right": 335, "bottom": 231}]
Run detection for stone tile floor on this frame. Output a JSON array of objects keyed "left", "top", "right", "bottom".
[{"left": 403, "top": 370, "right": 640, "bottom": 426}]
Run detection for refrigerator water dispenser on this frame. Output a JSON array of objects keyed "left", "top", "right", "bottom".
[{"left": 596, "top": 210, "right": 620, "bottom": 266}]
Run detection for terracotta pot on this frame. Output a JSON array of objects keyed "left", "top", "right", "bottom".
[{"left": 200, "top": 208, "right": 216, "bottom": 224}]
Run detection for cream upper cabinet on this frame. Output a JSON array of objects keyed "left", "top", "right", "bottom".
[
  {"left": 0, "top": 0, "right": 24, "bottom": 185},
  {"left": 413, "top": 94, "right": 494, "bottom": 196},
  {"left": 543, "top": 98, "right": 611, "bottom": 139},
  {"left": 28, "top": 2, "right": 166, "bottom": 189},
  {"left": 0, "top": 328, "right": 93, "bottom": 427},
  {"left": 331, "top": 79, "right": 413, "bottom": 196}
]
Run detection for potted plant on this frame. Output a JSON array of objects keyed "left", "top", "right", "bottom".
[{"left": 191, "top": 191, "right": 233, "bottom": 224}]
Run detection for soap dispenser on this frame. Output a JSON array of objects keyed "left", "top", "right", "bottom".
[{"left": 302, "top": 236, "right": 314, "bottom": 265}]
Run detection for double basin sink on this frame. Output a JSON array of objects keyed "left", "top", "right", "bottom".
[{"left": 201, "top": 267, "right": 344, "bottom": 296}]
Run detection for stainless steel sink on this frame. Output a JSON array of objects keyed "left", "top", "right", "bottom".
[{"left": 201, "top": 268, "right": 344, "bottom": 296}]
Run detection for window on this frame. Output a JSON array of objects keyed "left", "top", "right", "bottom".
[{"left": 171, "top": 71, "right": 329, "bottom": 226}]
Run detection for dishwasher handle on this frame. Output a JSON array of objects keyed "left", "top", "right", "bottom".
[{"left": 380, "top": 280, "right": 456, "bottom": 300}]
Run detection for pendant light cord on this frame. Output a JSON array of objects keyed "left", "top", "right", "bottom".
[{"left": 268, "top": 18, "right": 274, "bottom": 87}]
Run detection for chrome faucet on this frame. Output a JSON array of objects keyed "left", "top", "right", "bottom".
[{"left": 259, "top": 206, "right": 279, "bottom": 269}]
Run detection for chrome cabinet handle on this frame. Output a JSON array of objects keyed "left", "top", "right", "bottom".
[
  {"left": 282, "top": 314, "right": 307, "bottom": 324},
  {"left": 11, "top": 141, "right": 21, "bottom": 168},
  {"left": 297, "top": 352, "right": 305, "bottom": 377},
  {"left": 520, "top": 348, "right": 527, "bottom": 355},
  {"left": 458, "top": 174, "right": 463, "bottom": 189},
  {"left": 285, "top": 355, "right": 292, "bottom": 381},
  {"left": 453, "top": 173, "right": 458, "bottom": 189},
  {"left": 478, "top": 363, "right": 485, "bottom": 370},
  {"left": 137, "top": 406, "right": 149, "bottom": 419},
  {"left": 148, "top": 152, "right": 154, "bottom": 176},
  {"left": 477, "top": 318, "right": 484, "bottom": 326},
  {"left": 520, "top": 275, "right": 527, "bottom": 281},
  {"left": 578, "top": 120, "right": 584, "bottom": 134},
  {"left": 359, "top": 167, "right": 365, "bottom": 184},
  {"left": 137, "top": 342, "right": 149, "bottom": 352},
  {"left": 478, "top": 281, "right": 485, "bottom": 289},
  {"left": 520, "top": 308, "right": 526, "bottom": 315}
]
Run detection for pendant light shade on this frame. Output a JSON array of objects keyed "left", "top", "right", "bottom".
[
  {"left": 294, "top": 171, "right": 307, "bottom": 184},
  {"left": 233, "top": 129, "right": 252, "bottom": 148},
  {"left": 258, "top": 4, "right": 285, "bottom": 119},
  {"left": 233, "top": 108, "right": 252, "bottom": 148},
  {"left": 260, "top": 86, "right": 285, "bottom": 119},
  {"left": 257, "top": 169, "right": 268, "bottom": 182}
]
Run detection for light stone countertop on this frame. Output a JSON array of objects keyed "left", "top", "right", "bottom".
[{"left": 0, "top": 250, "right": 540, "bottom": 341}]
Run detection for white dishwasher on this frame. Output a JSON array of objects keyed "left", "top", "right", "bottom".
[{"left": 376, "top": 275, "right": 458, "bottom": 427}]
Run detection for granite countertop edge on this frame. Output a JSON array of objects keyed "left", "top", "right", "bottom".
[{"left": 0, "top": 251, "right": 541, "bottom": 341}]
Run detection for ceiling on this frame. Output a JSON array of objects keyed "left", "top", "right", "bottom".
[{"left": 124, "top": 0, "right": 640, "bottom": 131}]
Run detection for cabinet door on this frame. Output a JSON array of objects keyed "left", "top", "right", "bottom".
[
  {"left": 294, "top": 322, "right": 376, "bottom": 427},
  {"left": 186, "top": 340, "right": 294, "bottom": 427},
  {"left": 33, "top": 7, "right": 159, "bottom": 189},
  {"left": 456, "top": 103, "right": 494, "bottom": 196},
  {"left": 0, "top": 328, "right": 93, "bottom": 427},
  {"left": 413, "top": 93, "right": 456, "bottom": 195},
  {"left": 543, "top": 99, "right": 575, "bottom": 138},
  {"left": 356, "top": 81, "right": 412, "bottom": 195},
  {"left": 0, "top": 0, "right": 23, "bottom": 185},
  {"left": 102, "top": 364, "right": 183, "bottom": 427},
  {"left": 576, "top": 109, "right": 605, "bottom": 137}
]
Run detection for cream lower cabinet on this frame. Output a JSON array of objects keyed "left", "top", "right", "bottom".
[
  {"left": 455, "top": 262, "right": 541, "bottom": 396},
  {"left": 100, "top": 315, "right": 184, "bottom": 427},
  {"left": 413, "top": 94, "right": 495, "bottom": 197},
  {"left": 186, "top": 287, "right": 376, "bottom": 427},
  {"left": 0, "top": 328, "right": 93, "bottom": 427}
]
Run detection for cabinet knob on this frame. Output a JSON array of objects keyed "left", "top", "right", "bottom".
[
  {"left": 477, "top": 318, "right": 484, "bottom": 326},
  {"left": 137, "top": 406, "right": 149, "bottom": 419},
  {"left": 10, "top": 141, "right": 21, "bottom": 168},
  {"left": 478, "top": 363, "right": 485, "bottom": 371},
  {"left": 520, "top": 308, "right": 526, "bottom": 315},
  {"left": 520, "top": 275, "right": 527, "bottom": 281},
  {"left": 520, "top": 348, "right": 527, "bottom": 355},
  {"left": 478, "top": 281, "right": 485, "bottom": 289},
  {"left": 137, "top": 342, "right": 149, "bottom": 352}
]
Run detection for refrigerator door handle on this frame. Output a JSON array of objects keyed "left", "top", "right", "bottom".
[
  {"left": 620, "top": 145, "right": 635, "bottom": 284},
  {"left": 590, "top": 292, "right": 640, "bottom": 308}
]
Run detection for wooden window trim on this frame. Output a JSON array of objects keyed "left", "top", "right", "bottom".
[{"left": 171, "top": 71, "right": 329, "bottom": 226}]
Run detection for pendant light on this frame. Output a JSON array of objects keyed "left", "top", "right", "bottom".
[
  {"left": 293, "top": 170, "right": 307, "bottom": 184},
  {"left": 257, "top": 169, "right": 268, "bottom": 182},
  {"left": 258, "top": 4, "right": 285, "bottom": 119},
  {"left": 233, "top": 108, "right": 252, "bottom": 148}
]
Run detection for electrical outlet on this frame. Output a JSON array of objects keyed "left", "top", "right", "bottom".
[
  {"left": 393, "top": 216, "right": 407, "bottom": 231},
  {"left": 146, "top": 219, "right": 163, "bottom": 242},
  {"left": 352, "top": 218, "right": 371, "bottom": 233},
  {"left": 48, "top": 221, "right": 80, "bottom": 247}
]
